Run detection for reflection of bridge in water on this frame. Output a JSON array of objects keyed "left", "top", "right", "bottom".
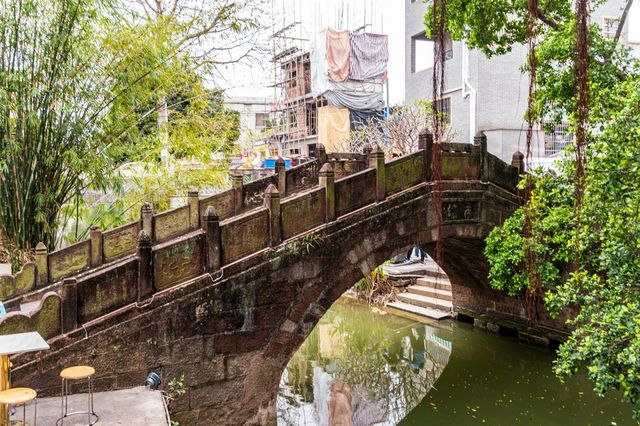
[{"left": 277, "top": 299, "right": 452, "bottom": 425}]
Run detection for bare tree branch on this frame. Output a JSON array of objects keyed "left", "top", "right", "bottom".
[{"left": 613, "top": 0, "right": 633, "bottom": 45}]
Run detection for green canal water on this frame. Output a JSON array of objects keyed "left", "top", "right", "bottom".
[{"left": 277, "top": 297, "right": 636, "bottom": 425}]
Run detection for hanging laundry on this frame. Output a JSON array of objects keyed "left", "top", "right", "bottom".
[
  {"left": 324, "top": 90, "right": 385, "bottom": 111},
  {"left": 311, "top": 29, "right": 330, "bottom": 94},
  {"left": 326, "top": 28, "right": 351, "bottom": 82},
  {"left": 312, "top": 30, "right": 385, "bottom": 96},
  {"left": 349, "top": 33, "right": 389, "bottom": 82},
  {"left": 318, "top": 106, "right": 351, "bottom": 152}
]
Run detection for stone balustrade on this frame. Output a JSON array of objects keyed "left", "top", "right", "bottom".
[
  {"left": 0, "top": 132, "right": 522, "bottom": 345},
  {"left": 0, "top": 132, "right": 535, "bottom": 424},
  {"left": 0, "top": 148, "right": 370, "bottom": 304}
]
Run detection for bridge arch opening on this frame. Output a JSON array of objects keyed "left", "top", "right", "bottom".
[
  {"left": 272, "top": 241, "right": 468, "bottom": 425},
  {"left": 249, "top": 208, "right": 497, "bottom": 422}
]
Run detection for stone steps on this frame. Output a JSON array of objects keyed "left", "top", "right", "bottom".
[
  {"left": 387, "top": 256, "right": 453, "bottom": 320},
  {"left": 387, "top": 301, "right": 450, "bottom": 320},
  {"left": 421, "top": 266, "right": 448, "bottom": 280},
  {"left": 397, "top": 292, "right": 453, "bottom": 311},
  {"left": 415, "top": 276, "right": 451, "bottom": 290},
  {"left": 407, "top": 286, "right": 453, "bottom": 301}
]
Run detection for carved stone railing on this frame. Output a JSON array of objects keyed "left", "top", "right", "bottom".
[
  {"left": 0, "top": 147, "right": 370, "bottom": 305},
  {"left": 0, "top": 131, "right": 522, "bottom": 341},
  {"left": 0, "top": 292, "right": 62, "bottom": 339},
  {"left": 0, "top": 263, "right": 36, "bottom": 301}
]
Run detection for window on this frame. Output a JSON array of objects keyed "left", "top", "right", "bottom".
[
  {"left": 602, "top": 16, "right": 620, "bottom": 39},
  {"left": 255, "top": 113, "right": 268, "bottom": 131},
  {"left": 544, "top": 122, "right": 573, "bottom": 156},
  {"left": 443, "top": 33, "right": 454, "bottom": 60},
  {"left": 411, "top": 32, "right": 452, "bottom": 74},
  {"left": 435, "top": 98, "right": 451, "bottom": 125},
  {"left": 630, "top": 1, "right": 640, "bottom": 43},
  {"left": 289, "top": 148, "right": 301, "bottom": 156},
  {"left": 411, "top": 32, "right": 434, "bottom": 73},
  {"left": 288, "top": 109, "right": 298, "bottom": 129}
]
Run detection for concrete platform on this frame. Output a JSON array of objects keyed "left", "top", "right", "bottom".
[
  {"left": 10, "top": 386, "right": 169, "bottom": 425},
  {"left": 387, "top": 301, "right": 451, "bottom": 320}
]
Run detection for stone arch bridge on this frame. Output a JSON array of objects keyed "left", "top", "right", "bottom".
[{"left": 0, "top": 133, "right": 567, "bottom": 424}]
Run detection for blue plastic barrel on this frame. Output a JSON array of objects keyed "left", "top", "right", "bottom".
[{"left": 263, "top": 159, "right": 292, "bottom": 169}]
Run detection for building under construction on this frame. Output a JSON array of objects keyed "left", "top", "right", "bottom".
[
  {"left": 269, "top": 25, "right": 325, "bottom": 157},
  {"left": 267, "top": 0, "right": 389, "bottom": 158}
]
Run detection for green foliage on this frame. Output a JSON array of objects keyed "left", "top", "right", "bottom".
[
  {"left": 0, "top": 0, "right": 251, "bottom": 251},
  {"left": 485, "top": 171, "right": 575, "bottom": 296},
  {"left": 166, "top": 374, "right": 186, "bottom": 400},
  {"left": 353, "top": 264, "right": 396, "bottom": 306},
  {"left": 425, "top": 0, "right": 638, "bottom": 129},
  {"left": 104, "top": 17, "right": 240, "bottom": 163},
  {"left": 486, "top": 79, "right": 640, "bottom": 415},
  {"left": 57, "top": 14, "right": 242, "bottom": 245},
  {"left": 548, "top": 81, "right": 640, "bottom": 415},
  {"left": 535, "top": 24, "right": 637, "bottom": 128},
  {"left": 0, "top": 0, "right": 119, "bottom": 250},
  {"left": 277, "top": 234, "right": 326, "bottom": 258},
  {"left": 436, "top": 0, "right": 640, "bottom": 416},
  {"left": 424, "top": 0, "right": 573, "bottom": 57}
]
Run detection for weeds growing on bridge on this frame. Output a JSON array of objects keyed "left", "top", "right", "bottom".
[
  {"left": 277, "top": 234, "right": 326, "bottom": 257},
  {"left": 353, "top": 265, "right": 397, "bottom": 307}
]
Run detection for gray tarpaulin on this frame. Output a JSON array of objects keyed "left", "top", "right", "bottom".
[
  {"left": 324, "top": 90, "right": 385, "bottom": 111},
  {"left": 349, "top": 109, "right": 384, "bottom": 131}
]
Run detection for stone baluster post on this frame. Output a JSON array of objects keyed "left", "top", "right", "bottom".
[
  {"left": 137, "top": 230, "right": 154, "bottom": 302},
  {"left": 89, "top": 226, "right": 103, "bottom": 268},
  {"left": 319, "top": 163, "right": 335, "bottom": 222},
  {"left": 188, "top": 189, "right": 200, "bottom": 230},
  {"left": 419, "top": 131, "right": 434, "bottom": 181},
  {"left": 474, "top": 131, "right": 489, "bottom": 182},
  {"left": 363, "top": 144, "right": 373, "bottom": 168},
  {"left": 35, "top": 242, "right": 48, "bottom": 287},
  {"left": 141, "top": 202, "right": 154, "bottom": 243},
  {"left": 370, "top": 146, "right": 386, "bottom": 202},
  {"left": 275, "top": 157, "right": 287, "bottom": 197},
  {"left": 264, "top": 185, "right": 281, "bottom": 247},
  {"left": 232, "top": 168, "right": 244, "bottom": 215},
  {"left": 511, "top": 151, "right": 525, "bottom": 173},
  {"left": 204, "top": 206, "right": 221, "bottom": 271},
  {"left": 61, "top": 278, "right": 78, "bottom": 333},
  {"left": 316, "top": 143, "right": 327, "bottom": 166},
  {"left": 511, "top": 151, "right": 526, "bottom": 195}
]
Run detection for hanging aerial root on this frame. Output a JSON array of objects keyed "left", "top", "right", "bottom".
[
  {"left": 573, "top": 0, "right": 590, "bottom": 271},
  {"left": 431, "top": 0, "right": 446, "bottom": 265}
]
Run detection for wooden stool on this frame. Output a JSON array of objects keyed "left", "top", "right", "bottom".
[
  {"left": 0, "top": 387, "right": 37, "bottom": 426},
  {"left": 56, "top": 366, "right": 98, "bottom": 425}
]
